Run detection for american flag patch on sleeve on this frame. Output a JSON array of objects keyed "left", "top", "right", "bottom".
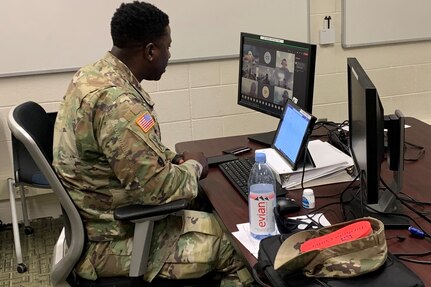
[{"left": 136, "top": 112, "right": 155, "bottom": 133}]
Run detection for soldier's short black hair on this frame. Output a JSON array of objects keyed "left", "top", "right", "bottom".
[{"left": 111, "top": 1, "right": 169, "bottom": 48}]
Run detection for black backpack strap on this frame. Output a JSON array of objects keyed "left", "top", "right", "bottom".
[{"left": 253, "top": 235, "right": 289, "bottom": 287}]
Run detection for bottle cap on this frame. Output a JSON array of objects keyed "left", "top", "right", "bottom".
[
  {"left": 255, "top": 152, "right": 266, "bottom": 163},
  {"left": 303, "top": 188, "right": 314, "bottom": 196}
]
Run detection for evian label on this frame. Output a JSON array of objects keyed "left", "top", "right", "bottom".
[{"left": 249, "top": 183, "right": 275, "bottom": 235}]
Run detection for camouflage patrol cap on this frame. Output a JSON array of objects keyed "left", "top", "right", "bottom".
[{"left": 274, "top": 217, "right": 387, "bottom": 278}]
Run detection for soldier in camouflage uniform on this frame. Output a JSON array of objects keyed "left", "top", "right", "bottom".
[{"left": 53, "top": 2, "right": 251, "bottom": 286}]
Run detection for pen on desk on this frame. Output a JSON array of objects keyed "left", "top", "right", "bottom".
[{"left": 408, "top": 226, "right": 430, "bottom": 238}]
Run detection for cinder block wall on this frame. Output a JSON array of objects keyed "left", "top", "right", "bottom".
[{"left": 0, "top": 0, "right": 430, "bottom": 222}]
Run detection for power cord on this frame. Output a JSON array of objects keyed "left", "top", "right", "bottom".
[
  {"left": 393, "top": 247, "right": 431, "bottom": 265},
  {"left": 386, "top": 235, "right": 407, "bottom": 241},
  {"left": 404, "top": 141, "right": 426, "bottom": 162},
  {"left": 299, "top": 175, "right": 362, "bottom": 225},
  {"left": 337, "top": 178, "right": 431, "bottom": 264},
  {"left": 315, "top": 172, "right": 360, "bottom": 199},
  {"left": 380, "top": 178, "right": 431, "bottom": 236}
]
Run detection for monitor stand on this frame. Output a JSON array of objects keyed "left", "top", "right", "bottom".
[
  {"left": 342, "top": 187, "right": 410, "bottom": 230},
  {"left": 247, "top": 130, "right": 276, "bottom": 147}
]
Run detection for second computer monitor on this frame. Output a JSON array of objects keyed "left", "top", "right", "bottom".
[{"left": 347, "top": 57, "right": 408, "bottom": 229}]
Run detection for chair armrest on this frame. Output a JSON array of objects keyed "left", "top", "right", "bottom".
[
  {"left": 114, "top": 199, "right": 189, "bottom": 221},
  {"left": 114, "top": 199, "right": 189, "bottom": 277}
]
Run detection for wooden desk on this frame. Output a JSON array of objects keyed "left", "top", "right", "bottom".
[{"left": 176, "top": 117, "right": 431, "bottom": 283}]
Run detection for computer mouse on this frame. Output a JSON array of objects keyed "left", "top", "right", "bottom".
[{"left": 276, "top": 198, "right": 300, "bottom": 215}]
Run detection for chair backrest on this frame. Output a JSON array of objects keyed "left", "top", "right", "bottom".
[
  {"left": 12, "top": 134, "right": 50, "bottom": 186},
  {"left": 10, "top": 111, "right": 57, "bottom": 186},
  {"left": 7, "top": 101, "right": 85, "bottom": 286}
]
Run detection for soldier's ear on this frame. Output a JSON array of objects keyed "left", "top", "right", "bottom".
[{"left": 145, "top": 43, "right": 155, "bottom": 61}]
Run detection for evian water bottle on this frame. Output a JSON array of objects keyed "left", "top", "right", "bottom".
[{"left": 248, "top": 152, "right": 276, "bottom": 239}]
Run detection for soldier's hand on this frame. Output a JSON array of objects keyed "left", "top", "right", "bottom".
[
  {"left": 171, "top": 154, "right": 184, "bottom": 164},
  {"left": 182, "top": 151, "right": 208, "bottom": 179}
]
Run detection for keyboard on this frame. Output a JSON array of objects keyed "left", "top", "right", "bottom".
[{"left": 218, "top": 157, "right": 285, "bottom": 200}]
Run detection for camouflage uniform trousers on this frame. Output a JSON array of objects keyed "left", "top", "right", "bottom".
[
  {"left": 154, "top": 210, "right": 253, "bottom": 286},
  {"left": 77, "top": 210, "right": 253, "bottom": 286}
]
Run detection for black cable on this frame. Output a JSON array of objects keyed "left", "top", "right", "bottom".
[
  {"left": 394, "top": 247, "right": 431, "bottom": 264},
  {"left": 340, "top": 174, "right": 364, "bottom": 220},
  {"left": 306, "top": 211, "right": 328, "bottom": 228},
  {"left": 298, "top": 168, "right": 361, "bottom": 225},
  {"left": 337, "top": 177, "right": 431, "bottom": 263},
  {"left": 398, "top": 195, "right": 431, "bottom": 207},
  {"left": 295, "top": 171, "right": 431, "bottom": 264},
  {"left": 300, "top": 144, "right": 308, "bottom": 190},
  {"left": 349, "top": 178, "right": 431, "bottom": 264},
  {"left": 386, "top": 235, "right": 406, "bottom": 241},
  {"left": 397, "top": 192, "right": 431, "bottom": 216},
  {"left": 397, "top": 257, "right": 431, "bottom": 264},
  {"left": 347, "top": 181, "right": 429, "bottom": 238},
  {"left": 295, "top": 153, "right": 431, "bottom": 264},
  {"left": 405, "top": 140, "right": 425, "bottom": 149},
  {"left": 306, "top": 201, "right": 343, "bottom": 218},
  {"left": 380, "top": 178, "right": 431, "bottom": 237},
  {"left": 311, "top": 120, "right": 348, "bottom": 141},
  {"left": 363, "top": 202, "right": 424, "bottom": 232},
  {"left": 305, "top": 205, "right": 345, "bottom": 226},
  {"left": 301, "top": 184, "right": 365, "bottom": 230},
  {"left": 300, "top": 201, "right": 344, "bottom": 228},
  {"left": 313, "top": 120, "right": 345, "bottom": 131},
  {"left": 338, "top": 173, "right": 429, "bottom": 233},
  {"left": 315, "top": 172, "right": 360, "bottom": 199},
  {"left": 294, "top": 176, "right": 358, "bottom": 228},
  {"left": 321, "top": 121, "right": 348, "bottom": 138},
  {"left": 404, "top": 141, "right": 425, "bottom": 162},
  {"left": 393, "top": 249, "right": 431, "bottom": 257}
]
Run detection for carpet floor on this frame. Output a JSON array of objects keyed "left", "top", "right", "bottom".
[{"left": 0, "top": 217, "right": 63, "bottom": 287}]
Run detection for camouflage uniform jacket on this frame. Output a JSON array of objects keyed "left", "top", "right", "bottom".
[{"left": 53, "top": 52, "right": 203, "bottom": 281}]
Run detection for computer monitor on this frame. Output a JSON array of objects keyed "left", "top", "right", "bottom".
[
  {"left": 238, "top": 32, "right": 316, "bottom": 146},
  {"left": 346, "top": 57, "right": 408, "bottom": 229}
]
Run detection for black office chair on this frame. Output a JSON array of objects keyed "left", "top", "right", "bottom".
[
  {"left": 7, "top": 120, "right": 53, "bottom": 273},
  {"left": 7, "top": 101, "right": 217, "bottom": 287}
]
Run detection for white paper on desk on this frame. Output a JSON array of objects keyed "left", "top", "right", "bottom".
[
  {"left": 233, "top": 223, "right": 261, "bottom": 258},
  {"left": 258, "top": 140, "right": 354, "bottom": 188},
  {"left": 232, "top": 213, "right": 331, "bottom": 258}
]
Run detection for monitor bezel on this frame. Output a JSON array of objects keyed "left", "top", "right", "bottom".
[
  {"left": 347, "top": 57, "right": 385, "bottom": 204},
  {"left": 237, "top": 32, "right": 317, "bottom": 118},
  {"left": 272, "top": 99, "right": 317, "bottom": 171}
]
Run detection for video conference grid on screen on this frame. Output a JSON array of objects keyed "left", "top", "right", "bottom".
[{"left": 240, "top": 36, "right": 312, "bottom": 116}]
